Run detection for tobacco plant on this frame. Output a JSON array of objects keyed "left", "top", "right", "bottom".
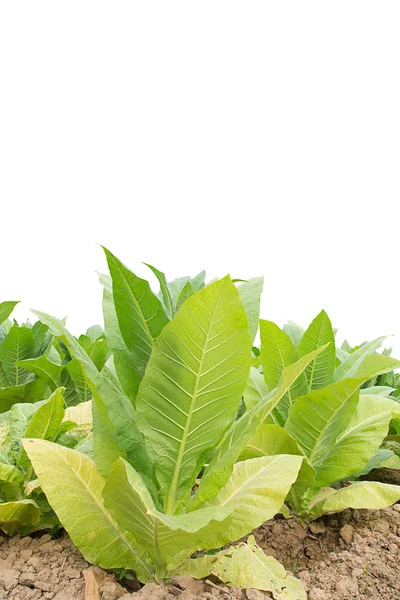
[
  {"left": 23, "top": 259, "right": 313, "bottom": 597},
  {"left": 0, "top": 390, "right": 92, "bottom": 534},
  {"left": 0, "top": 300, "right": 107, "bottom": 413},
  {"left": 238, "top": 311, "right": 400, "bottom": 518}
]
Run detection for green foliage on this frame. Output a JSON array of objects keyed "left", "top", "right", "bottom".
[
  {"left": 24, "top": 274, "right": 306, "bottom": 594},
  {"left": 0, "top": 389, "right": 92, "bottom": 534},
  {"left": 0, "top": 302, "right": 108, "bottom": 413}
]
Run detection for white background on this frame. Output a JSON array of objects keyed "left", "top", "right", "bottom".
[{"left": 1, "top": 3, "right": 399, "bottom": 354}]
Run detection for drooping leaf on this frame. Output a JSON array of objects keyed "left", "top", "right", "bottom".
[
  {"left": 23, "top": 439, "right": 155, "bottom": 582},
  {"left": 136, "top": 276, "right": 252, "bottom": 514},
  {"left": 0, "top": 500, "right": 40, "bottom": 535},
  {"left": 0, "top": 326, "right": 35, "bottom": 385},
  {"left": 316, "top": 481, "right": 400, "bottom": 514},
  {"left": 298, "top": 310, "right": 335, "bottom": 391},
  {"left": 237, "top": 277, "right": 264, "bottom": 344},
  {"left": 180, "top": 538, "right": 306, "bottom": 599}
]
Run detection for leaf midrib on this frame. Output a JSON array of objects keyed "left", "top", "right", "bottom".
[{"left": 165, "top": 286, "right": 223, "bottom": 515}]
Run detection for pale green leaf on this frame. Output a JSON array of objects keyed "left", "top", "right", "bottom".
[
  {"left": 0, "top": 500, "right": 40, "bottom": 535},
  {"left": 136, "top": 276, "right": 252, "bottom": 514},
  {"left": 319, "top": 481, "right": 400, "bottom": 514},
  {"left": 181, "top": 540, "right": 306, "bottom": 599},
  {"left": 23, "top": 439, "right": 154, "bottom": 581},
  {"left": 334, "top": 337, "right": 386, "bottom": 380},
  {"left": 282, "top": 321, "right": 304, "bottom": 347},
  {"left": 144, "top": 264, "right": 173, "bottom": 320},
  {"left": 239, "top": 424, "right": 301, "bottom": 461},
  {"left": 243, "top": 368, "right": 270, "bottom": 413},
  {"left": 237, "top": 277, "right": 264, "bottom": 344}
]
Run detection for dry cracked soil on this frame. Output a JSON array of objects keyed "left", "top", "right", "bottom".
[{"left": 1, "top": 503, "right": 400, "bottom": 600}]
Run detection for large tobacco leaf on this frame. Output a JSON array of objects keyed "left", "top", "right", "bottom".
[{"left": 136, "top": 276, "right": 252, "bottom": 513}]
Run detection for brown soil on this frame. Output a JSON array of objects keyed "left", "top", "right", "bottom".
[{"left": 2, "top": 505, "right": 400, "bottom": 600}]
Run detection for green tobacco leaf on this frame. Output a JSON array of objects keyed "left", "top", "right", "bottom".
[
  {"left": 354, "top": 449, "right": 394, "bottom": 477},
  {"left": 313, "top": 394, "right": 399, "bottom": 487},
  {"left": 0, "top": 301, "right": 19, "bottom": 326},
  {"left": 200, "top": 455, "right": 303, "bottom": 549},
  {"left": 189, "top": 347, "right": 325, "bottom": 510},
  {"left": 285, "top": 379, "right": 363, "bottom": 467},
  {"left": 282, "top": 321, "right": 304, "bottom": 347},
  {"left": 101, "top": 274, "right": 139, "bottom": 402},
  {"left": 298, "top": 310, "right": 335, "bottom": 391},
  {"left": 180, "top": 539, "right": 306, "bottom": 599},
  {"left": 0, "top": 500, "right": 40, "bottom": 535},
  {"left": 66, "top": 358, "right": 91, "bottom": 403},
  {"left": 318, "top": 481, "right": 400, "bottom": 514},
  {"left": 360, "top": 386, "right": 395, "bottom": 397},
  {"left": 17, "top": 355, "right": 64, "bottom": 390},
  {"left": 243, "top": 368, "right": 270, "bottom": 412},
  {"left": 92, "top": 400, "right": 127, "bottom": 477},
  {"left": 239, "top": 424, "right": 301, "bottom": 462},
  {"left": 190, "top": 270, "right": 206, "bottom": 293},
  {"left": 285, "top": 370, "right": 398, "bottom": 474},
  {"left": 381, "top": 454, "right": 400, "bottom": 469},
  {"left": 24, "top": 388, "right": 65, "bottom": 442},
  {"left": 176, "top": 281, "right": 194, "bottom": 312},
  {"left": 260, "top": 320, "right": 308, "bottom": 424},
  {"left": 104, "top": 247, "right": 168, "bottom": 375},
  {"left": 86, "top": 324, "right": 104, "bottom": 342},
  {"left": 23, "top": 439, "right": 154, "bottom": 581},
  {"left": 136, "top": 276, "right": 252, "bottom": 514},
  {"left": 0, "top": 384, "right": 37, "bottom": 414},
  {"left": 31, "top": 312, "right": 152, "bottom": 478},
  {"left": 342, "top": 354, "right": 400, "bottom": 380},
  {"left": 31, "top": 321, "right": 51, "bottom": 356},
  {"left": 334, "top": 337, "right": 386, "bottom": 380},
  {"left": 237, "top": 277, "right": 264, "bottom": 344},
  {"left": 0, "top": 326, "right": 35, "bottom": 385},
  {"left": 144, "top": 263, "right": 173, "bottom": 320},
  {"left": 18, "top": 389, "right": 66, "bottom": 470}
]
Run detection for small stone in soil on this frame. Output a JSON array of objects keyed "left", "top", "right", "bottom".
[{"left": 340, "top": 524, "right": 355, "bottom": 545}]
